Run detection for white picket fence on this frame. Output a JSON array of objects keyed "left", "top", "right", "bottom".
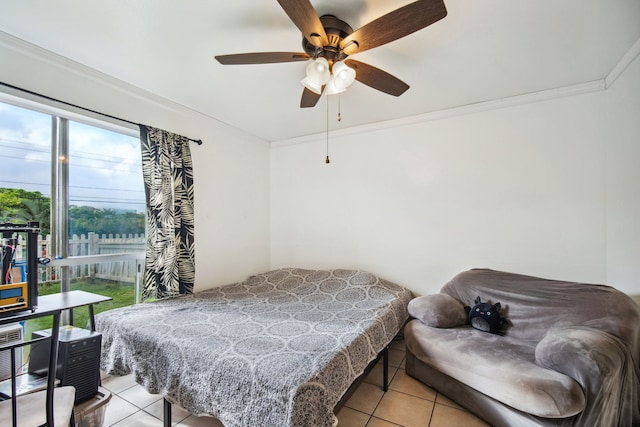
[{"left": 12, "top": 232, "right": 144, "bottom": 284}]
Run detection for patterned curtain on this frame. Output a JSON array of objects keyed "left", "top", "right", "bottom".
[{"left": 139, "top": 126, "right": 195, "bottom": 300}]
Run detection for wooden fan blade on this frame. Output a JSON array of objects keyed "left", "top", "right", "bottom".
[
  {"left": 344, "top": 59, "right": 409, "bottom": 96},
  {"left": 277, "top": 0, "right": 328, "bottom": 48},
  {"left": 340, "top": 0, "right": 447, "bottom": 55},
  {"left": 215, "top": 52, "right": 310, "bottom": 65},
  {"left": 300, "top": 87, "right": 323, "bottom": 108}
]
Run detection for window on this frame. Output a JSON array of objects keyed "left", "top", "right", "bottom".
[{"left": 0, "top": 97, "right": 145, "bottom": 334}]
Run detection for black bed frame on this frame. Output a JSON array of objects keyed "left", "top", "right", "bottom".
[{"left": 160, "top": 344, "right": 391, "bottom": 426}]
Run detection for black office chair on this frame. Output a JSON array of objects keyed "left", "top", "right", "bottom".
[{"left": 0, "top": 311, "right": 76, "bottom": 427}]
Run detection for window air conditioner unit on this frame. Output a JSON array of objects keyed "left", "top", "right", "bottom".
[{"left": 0, "top": 323, "right": 23, "bottom": 381}]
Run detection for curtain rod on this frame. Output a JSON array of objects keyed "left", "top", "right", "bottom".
[{"left": 0, "top": 81, "right": 203, "bottom": 145}]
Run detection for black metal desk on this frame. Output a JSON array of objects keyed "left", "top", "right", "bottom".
[
  {"left": 0, "top": 291, "right": 111, "bottom": 426},
  {"left": 0, "top": 290, "right": 112, "bottom": 328}
]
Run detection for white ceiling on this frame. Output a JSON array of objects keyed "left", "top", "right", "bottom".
[{"left": 1, "top": 0, "right": 639, "bottom": 142}]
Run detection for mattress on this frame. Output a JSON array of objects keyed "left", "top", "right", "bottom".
[{"left": 96, "top": 268, "right": 412, "bottom": 427}]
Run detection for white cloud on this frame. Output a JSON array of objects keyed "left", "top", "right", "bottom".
[{"left": 1, "top": 102, "right": 145, "bottom": 211}]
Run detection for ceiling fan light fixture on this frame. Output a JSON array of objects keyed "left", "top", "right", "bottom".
[
  {"left": 331, "top": 61, "right": 356, "bottom": 90},
  {"left": 305, "top": 57, "right": 331, "bottom": 85},
  {"left": 217, "top": 0, "right": 448, "bottom": 109}
]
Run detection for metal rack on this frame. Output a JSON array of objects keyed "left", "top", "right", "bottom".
[{"left": 0, "top": 222, "right": 40, "bottom": 315}]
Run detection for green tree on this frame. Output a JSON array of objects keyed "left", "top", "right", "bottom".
[
  {"left": 69, "top": 206, "right": 144, "bottom": 236},
  {"left": 0, "top": 188, "right": 51, "bottom": 234},
  {"left": 0, "top": 190, "right": 22, "bottom": 221},
  {"left": 14, "top": 198, "right": 51, "bottom": 234},
  {"left": 0, "top": 188, "right": 144, "bottom": 237}
]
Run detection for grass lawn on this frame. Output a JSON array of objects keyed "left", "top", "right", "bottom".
[{"left": 24, "top": 279, "right": 136, "bottom": 339}]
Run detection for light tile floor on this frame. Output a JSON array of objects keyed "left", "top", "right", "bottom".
[{"left": 98, "top": 337, "right": 490, "bottom": 427}]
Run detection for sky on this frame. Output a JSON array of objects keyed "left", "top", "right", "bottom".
[{"left": 0, "top": 100, "right": 145, "bottom": 213}]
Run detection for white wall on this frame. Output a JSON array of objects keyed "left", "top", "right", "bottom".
[
  {"left": 271, "top": 58, "right": 640, "bottom": 296},
  {"left": 604, "top": 54, "right": 640, "bottom": 293},
  {"left": 0, "top": 34, "right": 271, "bottom": 291},
  {"left": 3, "top": 32, "right": 638, "bottom": 297}
]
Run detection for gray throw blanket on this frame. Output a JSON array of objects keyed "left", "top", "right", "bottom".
[
  {"left": 408, "top": 269, "right": 640, "bottom": 426},
  {"left": 96, "top": 268, "right": 412, "bottom": 426}
]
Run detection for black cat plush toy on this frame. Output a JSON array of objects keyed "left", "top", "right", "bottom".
[{"left": 464, "top": 296, "right": 508, "bottom": 334}]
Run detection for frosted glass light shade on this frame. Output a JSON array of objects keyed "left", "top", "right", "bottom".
[
  {"left": 331, "top": 61, "right": 356, "bottom": 90},
  {"left": 301, "top": 76, "right": 323, "bottom": 95},
  {"left": 305, "top": 57, "right": 330, "bottom": 85},
  {"left": 325, "top": 76, "right": 346, "bottom": 95}
]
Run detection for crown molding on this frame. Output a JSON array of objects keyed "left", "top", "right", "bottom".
[
  {"left": 272, "top": 36, "right": 640, "bottom": 148},
  {"left": 0, "top": 30, "right": 269, "bottom": 147},
  {"left": 3, "top": 29, "right": 636, "bottom": 150},
  {"left": 605, "top": 37, "right": 640, "bottom": 89},
  {"left": 271, "top": 80, "right": 605, "bottom": 148},
  {"left": 0, "top": 30, "right": 186, "bottom": 113}
]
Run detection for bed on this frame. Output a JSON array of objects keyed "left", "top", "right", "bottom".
[{"left": 96, "top": 268, "right": 412, "bottom": 427}]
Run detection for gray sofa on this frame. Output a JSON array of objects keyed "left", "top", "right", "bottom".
[{"left": 404, "top": 269, "right": 640, "bottom": 427}]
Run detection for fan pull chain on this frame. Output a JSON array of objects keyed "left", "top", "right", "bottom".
[
  {"left": 337, "top": 95, "right": 342, "bottom": 122},
  {"left": 325, "top": 91, "right": 330, "bottom": 164}
]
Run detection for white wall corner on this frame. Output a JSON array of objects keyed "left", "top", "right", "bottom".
[{"left": 605, "top": 37, "right": 640, "bottom": 89}]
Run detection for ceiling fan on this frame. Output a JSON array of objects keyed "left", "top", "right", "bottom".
[{"left": 215, "top": 0, "right": 447, "bottom": 108}]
